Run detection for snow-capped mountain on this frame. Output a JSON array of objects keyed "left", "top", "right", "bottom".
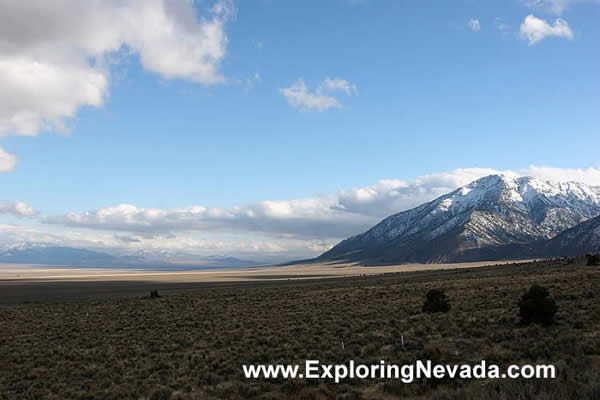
[{"left": 318, "top": 174, "right": 600, "bottom": 263}]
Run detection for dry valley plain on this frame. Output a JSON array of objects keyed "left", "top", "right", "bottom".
[{"left": 1, "top": 258, "right": 599, "bottom": 399}]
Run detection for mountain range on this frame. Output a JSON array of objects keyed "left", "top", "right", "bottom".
[
  {"left": 0, "top": 243, "right": 258, "bottom": 269},
  {"left": 0, "top": 244, "right": 137, "bottom": 266},
  {"left": 318, "top": 175, "right": 600, "bottom": 264}
]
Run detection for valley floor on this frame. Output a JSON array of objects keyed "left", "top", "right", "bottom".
[
  {"left": 0, "top": 260, "right": 526, "bottom": 304},
  {"left": 1, "top": 258, "right": 599, "bottom": 399},
  {"left": 0, "top": 259, "right": 524, "bottom": 282}
]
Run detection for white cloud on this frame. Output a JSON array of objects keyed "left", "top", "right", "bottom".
[
  {"left": 280, "top": 77, "right": 358, "bottom": 112},
  {"left": 519, "top": 14, "right": 574, "bottom": 44},
  {"left": 0, "top": 58, "right": 108, "bottom": 136},
  {"left": 468, "top": 18, "right": 481, "bottom": 32},
  {"left": 279, "top": 79, "right": 342, "bottom": 112},
  {"left": 320, "top": 78, "right": 359, "bottom": 95},
  {"left": 0, "top": 0, "right": 233, "bottom": 136},
  {"left": 520, "top": 165, "right": 600, "bottom": 185},
  {"left": 0, "top": 147, "right": 18, "bottom": 172},
  {"left": 333, "top": 168, "right": 504, "bottom": 218},
  {"left": 0, "top": 202, "right": 39, "bottom": 218}
]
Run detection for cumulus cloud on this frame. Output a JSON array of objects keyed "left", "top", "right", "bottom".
[
  {"left": 468, "top": 18, "right": 481, "bottom": 32},
  {"left": 0, "top": 202, "right": 39, "bottom": 218},
  {"left": 519, "top": 14, "right": 574, "bottom": 44},
  {"left": 280, "top": 77, "right": 357, "bottom": 112},
  {"left": 0, "top": 58, "right": 108, "bottom": 136},
  {"left": 44, "top": 166, "right": 600, "bottom": 241},
  {"left": 0, "top": 0, "right": 233, "bottom": 136},
  {"left": 0, "top": 147, "right": 18, "bottom": 172}
]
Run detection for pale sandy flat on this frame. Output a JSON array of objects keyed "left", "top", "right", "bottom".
[{"left": 0, "top": 260, "right": 529, "bottom": 283}]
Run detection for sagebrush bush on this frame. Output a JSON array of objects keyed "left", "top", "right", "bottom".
[
  {"left": 518, "top": 285, "right": 558, "bottom": 326},
  {"left": 586, "top": 254, "right": 600, "bottom": 266},
  {"left": 422, "top": 289, "right": 451, "bottom": 314}
]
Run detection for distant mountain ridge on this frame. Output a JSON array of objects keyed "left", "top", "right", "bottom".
[
  {"left": 0, "top": 244, "right": 142, "bottom": 266},
  {"left": 0, "top": 243, "right": 258, "bottom": 269},
  {"left": 318, "top": 175, "right": 600, "bottom": 264}
]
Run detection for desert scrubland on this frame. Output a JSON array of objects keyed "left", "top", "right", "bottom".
[{"left": 1, "top": 258, "right": 599, "bottom": 399}]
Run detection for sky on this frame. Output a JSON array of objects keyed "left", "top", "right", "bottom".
[{"left": 0, "top": 0, "right": 599, "bottom": 262}]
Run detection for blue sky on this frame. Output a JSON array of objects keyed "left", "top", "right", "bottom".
[{"left": 0, "top": 0, "right": 599, "bottom": 261}]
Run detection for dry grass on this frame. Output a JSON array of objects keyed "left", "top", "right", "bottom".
[{"left": 1, "top": 258, "right": 599, "bottom": 399}]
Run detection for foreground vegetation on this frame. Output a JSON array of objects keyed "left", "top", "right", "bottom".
[{"left": 1, "top": 257, "right": 599, "bottom": 399}]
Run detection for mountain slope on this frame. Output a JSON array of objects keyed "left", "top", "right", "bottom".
[
  {"left": 540, "top": 215, "right": 600, "bottom": 256},
  {"left": 318, "top": 175, "right": 600, "bottom": 264}
]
